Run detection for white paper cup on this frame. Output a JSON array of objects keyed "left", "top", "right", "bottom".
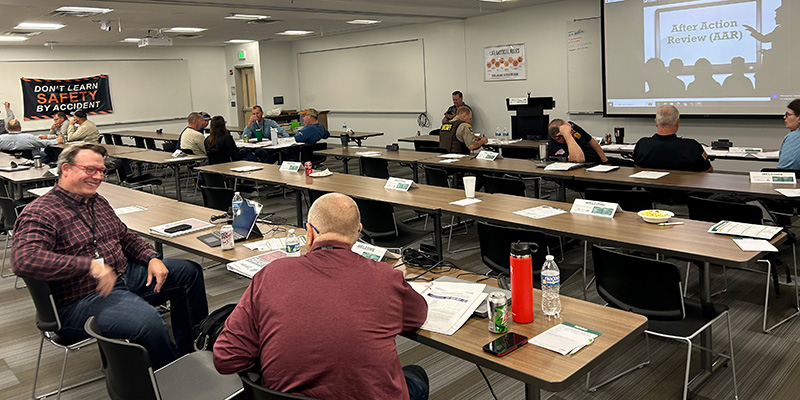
[{"left": 463, "top": 176, "right": 477, "bottom": 198}]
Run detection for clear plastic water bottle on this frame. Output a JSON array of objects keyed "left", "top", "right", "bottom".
[
  {"left": 285, "top": 229, "right": 301, "bottom": 257},
  {"left": 231, "top": 192, "right": 243, "bottom": 216},
  {"left": 495, "top": 127, "right": 501, "bottom": 144},
  {"left": 502, "top": 127, "right": 510, "bottom": 145},
  {"left": 541, "top": 255, "right": 561, "bottom": 317},
  {"left": 342, "top": 122, "right": 348, "bottom": 134}
]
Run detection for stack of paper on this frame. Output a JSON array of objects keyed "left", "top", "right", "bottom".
[
  {"left": 513, "top": 205, "right": 567, "bottom": 219},
  {"left": 629, "top": 171, "right": 669, "bottom": 179},
  {"left": 707, "top": 220, "right": 782, "bottom": 240},
  {"left": 409, "top": 281, "right": 488, "bottom": 335},
  {"left": 529, "top": 322, "right": 601, "bottom": 355},
  {"left": 586, "top": 165, "right": 619, "bottom": 173},
  {"left": 243, "top": 235, "right": 307, "bottom": 252},
  {"left": 227, "top": 250, "right": 289, "bottom": 278},
  {"left": 230, "top": 165, "right": 263, "bottom": 172},
  {"left": 544, "top": 162, "right": 583, "bottom": 171}
]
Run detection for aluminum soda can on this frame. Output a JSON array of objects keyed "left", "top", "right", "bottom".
[
  {"left": 220, "top": 225, "right": 235, "bottom": 250},
  {"left": 488, "top": 292, "right": 509, "bottom": 333},
  {"left": 304, "top": 161, "right": 313, "bottom": 175}
]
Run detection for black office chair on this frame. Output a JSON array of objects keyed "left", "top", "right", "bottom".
[
  {"left": 200, "top": 186, "right": 235, "bottom": 212},
  {"left": 198, "top": 171, "right": 230, "bottom": 188},
  {"left": 103, "top": 133, "right": 114, "bottom": 145},
  {"left": 687, "top": 195, "right": 798, "bottom": 332},
  {"left": 476, "top": 221, "right": 582, "bottom": 290},
  {"left": 114, "top": 158, "right": 163, "bottom": 194},
  {"left": 358, "top": 157, "right": 390, "bottom": 179},
  {"left": 162, "top": 141, "right": 177, "bottom": 153},
  {"left": 587, "top": 246, "right": 738, "bottom": 400},
  {"left": 428, "top": 129, "right": 441, "bottom": 136},
  {"left": 299, "top": 142, "right": 327, "bottom": 169},
  {"left": 145, "top": 138, "right": 158, "bottom": 150},
  {"left": 413, "top": 140, "right": 446, "bottom": 153},
  {"left": 353, "top": 198, "right": 431, "bottom": 252},
  {"left": 112, "top": 134, "right": 124, "bottom": 146},
  {"left": 0, "top": 194, "right": 28, "bottom": 287},
  {"left": 421, "top": 166, "right": 471, "bottom": 252},
  {"left": 585, "top": 188, "right": 654, "bottom": 212},
  {"left": 239, "top": 371, "right": 318, "bottom": 400},
  {"left": 22, "top": 277, "right": 103, "bottom": 400},
  {"left": 134, "top": 137, "right": 146, "bottom": 148},
  {"left": 759, "top": 168, "right": 800, "bottom": 226},
  {"left": 84, "top": 316, "right": 243, "bottom": 400},
  {"left": 484, "top": 175, "right": 527, "bottom": 197}
]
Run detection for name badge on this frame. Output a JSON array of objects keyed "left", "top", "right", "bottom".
[
  {"left": 749, "top": 171, "right": 796, "bottom": 184},
  {"left": 384, "top": 177, "right": 418, "bottom": 192},
  {"left": 475, "top": 150, "right": 499, "bottom": 161},
  {"left": 570, "top": 199, "right": 621, "bottom": 218},
  {"left": 279, "top": 161, "right": 303, "bottom": 172},
  {"left": 351, "top": 242, "right": 387, "bottom": 261}
]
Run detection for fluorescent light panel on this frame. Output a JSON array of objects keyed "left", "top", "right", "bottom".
[
  {"left": 0, "top": 36, "right": 29, "bottom": 42},
  {"left": 347, "top": 19, "right": 381, "bottom": 25},
  {"left": 55, "top": 6, "right": 113, "bottom": 14},
  {"left": 164, "top": 27, "right": 207, "bottom": 33},
  {"left": 277, "top": 30, "right": 313, "bottom": 36},
  {"left": 225, "top": 14, "right": 269, "bottom": 20},
  {"left": 226, "top": 39, "right": 254, "bottom": 43},
  {"left": 14, "top": 22, "right": 65, "bottom": 30}
]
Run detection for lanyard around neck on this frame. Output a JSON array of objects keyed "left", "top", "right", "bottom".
[{"left": 53, "top": 189, "right": 99, "bottom": 257}]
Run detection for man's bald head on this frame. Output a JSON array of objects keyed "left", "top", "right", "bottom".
[{"left": 307, "top": 193, "right": 361, "bottom": 244}]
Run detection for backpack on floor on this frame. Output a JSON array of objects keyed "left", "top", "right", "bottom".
[{"left": 193, "top": 303, "right": 236, "bottom": 351}]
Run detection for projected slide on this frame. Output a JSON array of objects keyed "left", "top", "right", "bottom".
[{"left": 604, "top": 0, "right": 796, "bottom": 116}]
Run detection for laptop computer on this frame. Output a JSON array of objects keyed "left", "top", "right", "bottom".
[
  {"left": 434, "top": 276, "right": 512, "bottom": 319},
  {"left": 198, "top": 199, "right": 263, "bottom": 247}
]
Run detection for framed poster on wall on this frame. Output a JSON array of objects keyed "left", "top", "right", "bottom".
[{"left": 484, "top": 43, "right": 526, "bottom": 82}]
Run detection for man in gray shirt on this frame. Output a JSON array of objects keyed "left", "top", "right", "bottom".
[{"left": 0, "top": 119, "right": 59, "bottom": 161}]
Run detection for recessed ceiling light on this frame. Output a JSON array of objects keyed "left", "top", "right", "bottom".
[
  {"left": 164, "top": 27, "right": 207, "bottom": 33},
  {"left": 347, "top": 20, "right": 381, "bottom": 25},
  {"left": 54, "top": 6, "right": 113, "bottom": 15},
  {"left": 14, "top": 22, "right": 65, "bottom": 30},
  {"left": 225, "top": 14, "right": 269, "bottom": 20},
  {"left": 226, "top": 39, "right": 255, "bottom": 43},
  {"left": 277, "top": 30, "right": 313, "bottom": 36},
  {"left": 0, "top": 36, "right": 29, "bottom": 42},
  {"left": 120, "top": 38, "right": 140, "bottom": 43},
  {"left": 479, "top": 0, "right": 513, "bottom": 2}
]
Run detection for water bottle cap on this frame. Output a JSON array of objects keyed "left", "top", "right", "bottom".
[
  {"left": 510, "top": 241, "right": 530, "bottom": 256},
  {"left": 545, "top": 255, "right": 555, "bottom": 260}
]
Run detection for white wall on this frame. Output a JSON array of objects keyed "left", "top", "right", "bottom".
[
  {"left": 268, "top": 0, "right": 783, "bottom": 171},
  {"left": 258, "top": 41, "right": 298, "bottom": 112},
  {"left": 0, "top": 45, "right": 229, "bottom": 134}
]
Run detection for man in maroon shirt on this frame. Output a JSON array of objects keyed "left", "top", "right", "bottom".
[
  {"left": 213, "top": 193, "right": 430, "bottom": 400},
  {"left": 12, "top": 143, "right": 208, "bottom": 369}
]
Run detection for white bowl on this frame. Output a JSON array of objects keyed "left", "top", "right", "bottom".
[{"left": 637, "top": 209, "right": 674, "bottom": 224}]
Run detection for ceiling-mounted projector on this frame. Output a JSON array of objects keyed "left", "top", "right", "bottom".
[{"left": 138, "top": 29, "right": 172, "bottom": 47}]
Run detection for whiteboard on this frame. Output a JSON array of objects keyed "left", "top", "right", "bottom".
[
  {"left": 0, "top": 59, "right": 192, "bottom": 129},
  {"left": 567, "top": 18, "right": 603, "bottom": 114},
  {"left": 297, "top": 39, "right": 426, "bottom": 113}
]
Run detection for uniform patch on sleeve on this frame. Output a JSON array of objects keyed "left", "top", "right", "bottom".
[{"left": 555, "top": 149, "right": 566, "bottom": 155}]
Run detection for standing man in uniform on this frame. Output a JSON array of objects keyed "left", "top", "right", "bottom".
[
  {"left": 633, "top": 105, "right": 713, "bottom": 172},
  {"left": 439, "top": 106, "right": 487, "bottom": 154},
  {"left": 442, "top": 91, "right": 471, "bottom": 125}
]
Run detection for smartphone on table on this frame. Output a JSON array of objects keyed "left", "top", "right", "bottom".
[{"left": 483, "top": 332, "right": 529, "bottom": 357}]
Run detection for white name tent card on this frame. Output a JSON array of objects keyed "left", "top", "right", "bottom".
[
  {"left": 384, "top": 177, "right": 418, "bottom": 192},
  {"left": 629, "top": 171, "right": 669, "bottom": 179},
  {"left": 351, "top": 241, "right": 387, "bottom": 261},
  {"left": 475, "top": 150, "right": 500, "bottom": 161},
  {"left": 749, "top": 171, "right": 796, "bottom": 184},
  {"left": 732, "top": 238, "right": 779, "bottom": 252},
  {"left": 279, "top": 161, "right": 303, "bottom": 172},
  {"left": 570, "top": 199, "right": 620, "bottom": 218}
]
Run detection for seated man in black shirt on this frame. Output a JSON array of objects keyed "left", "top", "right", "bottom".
[
  {"left": 633, "top": 105, "right": 712, "bottom": 172},
  {"left": 547, "top": 119, "right": 608, "bottom": 164}
]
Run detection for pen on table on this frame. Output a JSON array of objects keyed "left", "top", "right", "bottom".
[
  {"left": 658, "top": 222, "right": 684, "bottom": 226},
  {"left": 570, "top": 338, "right": 594, "bottom": 355}
]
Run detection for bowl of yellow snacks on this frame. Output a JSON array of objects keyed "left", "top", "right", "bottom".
[{"left": 638, "top": 209, "right": 674, "bottom": 224}]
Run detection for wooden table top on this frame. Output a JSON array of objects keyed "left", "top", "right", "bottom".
[
  {"left": 117, "top": 149, "right": 207, "bottom": 165},
  {"left": 316, "top": 147, "right": 443, "bottom": 163},
  {"left": 54, "top": 143, "right": 151, "bottom": 156},
  {"left": 398, "top": 135, "right": 439, "bottom": 143},
  {"left": 399, "top": 264, "right": 648, "bottom": 391},
  {"left": 28, "top": 183, "right": 178, "bottom": 208},
  {"left": 113, "top": 130, "right": 181, "bottom": 141},
  {"left": 0, "top": 153, "right": 56, "bottom": 184}
]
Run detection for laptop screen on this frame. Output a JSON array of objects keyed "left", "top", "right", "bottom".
[{"left": 232, "top": 199, "right": 259, "bottom": 236}]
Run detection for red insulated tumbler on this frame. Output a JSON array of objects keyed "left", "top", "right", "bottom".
[{"left": 510, "top": 241, "right": 534, "bottom": 323}]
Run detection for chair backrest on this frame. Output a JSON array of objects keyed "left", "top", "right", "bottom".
[
  {"left": 21, "top": 277, "right": 62, "bottom": 332},
  {"left": 476, "top": 221, "right": 547, "bottom": 277},
  {"left": 84, "top": 316, "right": 161, "bottom": 400},
  {"left": 299, "top": 142, "right": 327, "bottom": 166},
  {"left": 413, "top": 140, "right": 446, "bottom": 153},
  {"left": 585, "top": 188, "right": 654, "bottom": 212},
  {"left": 207, "top": 147, "right": 233, "bottom": 165},
  {"left": 591, "top": 245, "right": 685, "bottom": 320},
  {"left": 428, "top": 129, "right": 441, "bottom": 136},
  {"left": 0, "top": 196, "right": 20, "bottom": 230},
  {"left": 358, "top": 157, "right": 389, "bottom": 179},
  {"left": 424, "top": 167, "right": 450, "bottom": 188},
  {"left": 500, "top": 147, "right": 535, "bottom": 160},
  {"left": 145, "top": 138, "right": 157, "bottom": 150},
  {"left": 112, "top": 134, "right": 124, "bottom": 146},
  {"left": 134, "top": 137, "right": 146, "bottom": 148},
  {"left": 687, "top": 196, "right": 763, "bottom": 224},
  {"left": 484, "top": 175, "right": 526, "bottom": 197},
  {"left": 162, "top": 141, "right": 177, "bottom": 153},
  {"left": 353, "top": 198, "right": 398, "bottom": 238},
  {"left": 239, "top": 371, "right": 318, "bottom": 400},
  {"left": 103, "top": 133, "right": 114, "bottom": 145},
  {"left": 200, "top": 186, "right": 235, "bottom": 212},
  {"left": 198, "top": 171, "right": 229, "bottom": 188}
]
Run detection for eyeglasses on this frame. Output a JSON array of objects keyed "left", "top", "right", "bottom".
[
  {"left": 68, "top": 163, "right": 109, "bottom": 176},
  {"left": 304, "top": 220, "right": 320, "bottom": 234},
  {"left": 785, "top": 112, "right": 797, "bottom": 118}
]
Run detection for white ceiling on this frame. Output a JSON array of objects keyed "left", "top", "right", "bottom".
[{"left": 0, "top": 0, "right": 556, "bottom": 47}]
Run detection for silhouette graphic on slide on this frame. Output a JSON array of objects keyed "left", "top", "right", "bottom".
[{"left": 722, "top": 56, "right": 754, "bottom": 94}]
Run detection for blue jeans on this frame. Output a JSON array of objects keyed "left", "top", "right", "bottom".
[
  {"left": 57, "top": 259, "right": 208, "bottom": 369},
  {"left": 403, "top": 365, "right": 429, "bottom": 400}
]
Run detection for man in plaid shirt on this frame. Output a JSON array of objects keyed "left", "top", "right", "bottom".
[{"left": 12, "top": 143, "right": 208, "bottom": 368}]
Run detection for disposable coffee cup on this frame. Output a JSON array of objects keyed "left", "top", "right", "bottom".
[
  {"left": 538, "top": 143, "right": 548, "bottom": 160},
  {"left": 463, "top": 176, "right": 477, "bottom": 198},
  {"left": 614, "top": 127, "right": 625, "bottom": 144}
]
